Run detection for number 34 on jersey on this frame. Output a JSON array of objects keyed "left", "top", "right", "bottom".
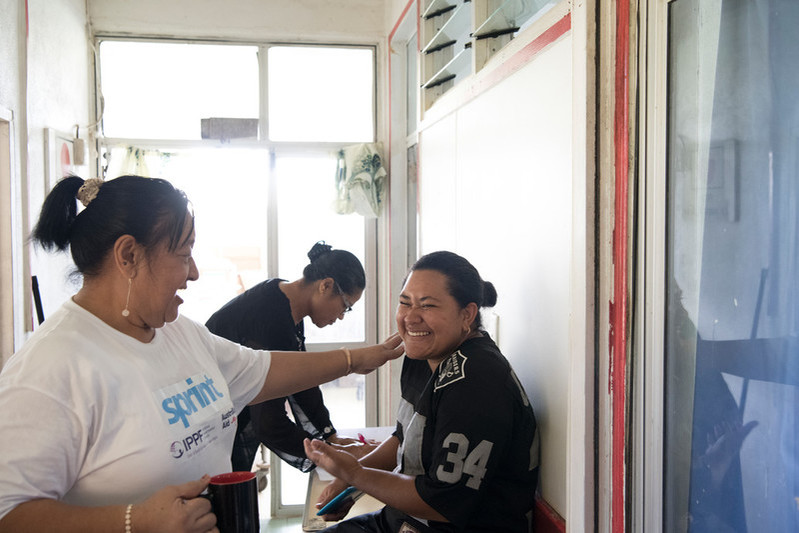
[{"left": 436, "top": 433, "right": 494, "bottom": 490}]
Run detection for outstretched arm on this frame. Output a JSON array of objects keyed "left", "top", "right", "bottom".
[{"left": 250, "top": 334, "right": 403, "bottom": 404}]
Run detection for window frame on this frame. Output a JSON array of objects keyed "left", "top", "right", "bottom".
[
  {"left": 94, "top": 36, "right": 380, "bottom": 518},
  {"left": 634, "top": 1, "right": 676, "bottom": 532}
]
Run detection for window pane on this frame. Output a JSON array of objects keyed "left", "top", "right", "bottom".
[
  {"left": 268, "top": 46, "right": 374, "bottom": 142},
  {"left": 100, "top": 42, "right": 259, "bottom": 139},
  {"left": 105, "top": 146, "right": 270, "bottom": 323},
  {"left": 664, "top": 1, "right": 799, "bottom": 532},
  {"left": 275, "top": 153, "right": 366, "bottom": 344}
]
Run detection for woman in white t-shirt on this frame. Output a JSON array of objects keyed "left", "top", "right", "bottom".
[{"left": 0, "top": 175, "right": 403, "bottom": 533}]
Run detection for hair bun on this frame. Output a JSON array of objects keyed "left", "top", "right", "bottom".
[
  {"left": 307, "top": 241, "right": 333, "bottom": 262},
  {"left": 482, "top": 281, "right": 498, "bottom": 308}
]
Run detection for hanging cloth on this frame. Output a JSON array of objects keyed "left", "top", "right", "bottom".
[{"left": 334, "top": 142, "right": 386, "bottom": 218}]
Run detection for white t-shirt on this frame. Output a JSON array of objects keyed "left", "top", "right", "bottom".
[{"left": 0, "top": 298, "right": 271, "bottom": 519}]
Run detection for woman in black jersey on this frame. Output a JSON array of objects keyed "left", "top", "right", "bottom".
[
  {"left": 206, "top": 241, "right": 375, "bottom": 473},
  {"left": 305, "top": 251, "right": 540, "bottom": 533}
]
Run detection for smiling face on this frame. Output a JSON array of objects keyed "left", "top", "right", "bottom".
[
  {"left": 131, "top": 214, "right": 198, "bottom": 328},
  {"left": 396, "top": 269, "right": 477, "bottom": 369}
]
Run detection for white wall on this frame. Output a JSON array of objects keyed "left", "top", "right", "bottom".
[
  {"left": 0, "top": 0, "right": 90, "bottom": 344},
  {"left": 0, "top": 0, "right": 22, "bottom": 109},
  {"left": 417, "top": 35, "right": 573, "bottom": 515},
  {"left": 89, "top": 0, "right": 386, "bottom": 42},
  {"left": 26, "top": 0, "right": 92, "bottom": 320}
]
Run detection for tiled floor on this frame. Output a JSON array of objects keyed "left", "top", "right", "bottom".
[
  {"left": 260, "top": 515, "right": 304, "bottom": 532},
  {"left": 258, "top": 479, "right": 304, "bottom": 532}
]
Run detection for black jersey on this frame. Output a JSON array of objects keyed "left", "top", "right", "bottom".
[{"left": 393, "top": 334, "right": 539, "bottom": 532}]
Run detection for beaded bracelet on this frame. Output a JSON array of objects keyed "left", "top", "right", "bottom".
[
  {"left": 341, "top": 347, "right": 352, "bottom": 375},
  {"left": 124, "top": 504, "right": 133, "bottom": 533}
]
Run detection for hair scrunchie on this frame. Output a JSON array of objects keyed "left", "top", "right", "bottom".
[{"left": 77, "top": 178, "right": 104, "bottom": 207}]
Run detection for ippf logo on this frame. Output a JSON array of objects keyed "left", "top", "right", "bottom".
[
  {"left": 160, "top": 374, "right": 225, "bottom": 428},
  {"left": 170, "top": 429, "right": 205, "bottom": 458}
]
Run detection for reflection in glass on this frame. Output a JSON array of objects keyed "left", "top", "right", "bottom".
[{"left": 665, "top": 1, "right": 799, "bottom": 532}]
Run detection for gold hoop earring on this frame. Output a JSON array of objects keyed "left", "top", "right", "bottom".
[{"left": 122, "top": 278, "right": 132, "bottom": 317}]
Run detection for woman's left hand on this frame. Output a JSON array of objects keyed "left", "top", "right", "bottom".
[
  {"left": 350, "top": 333, "right": 404, "bottom": 374},
  {"left": 304, "top": 438, "right": 362, "bottom": 485}
]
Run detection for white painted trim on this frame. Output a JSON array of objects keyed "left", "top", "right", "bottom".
[
  {"left": 567, "top": 1, "right": 597, "bottom": 530},
  {"left": 381, "top": 0, "right": 418, "bottom": 427},
  {"left": 0, "top": 108, "right": 15, "bottom": 367},
  {"left": 637, "top": 1, "right": 670, "bottom": 532},
  {"left": 0, "top": 105, "right": 27, "bottom": 357}
]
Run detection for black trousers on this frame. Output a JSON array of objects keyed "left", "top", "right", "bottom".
[{"left": 323, "top": 507, "right": 440, "bottom": 533}]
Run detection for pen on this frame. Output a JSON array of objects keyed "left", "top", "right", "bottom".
[{"left": 357, "top": 433, "right": 367, "bottom": 444}]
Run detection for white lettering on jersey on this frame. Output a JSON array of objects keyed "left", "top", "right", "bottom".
[
  {"left": 436, "top": 433, "right": 494, "bottom": 490},
  {"left": 435, "top": 351, "right": 468, "bottom": 391}
]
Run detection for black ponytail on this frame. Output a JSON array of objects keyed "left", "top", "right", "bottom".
[
  {"left": 31, "top": 175, "right": 84, "bottom": 252},
  {"left": 31, "top": 175, "right": 192, "bottom": 277}
]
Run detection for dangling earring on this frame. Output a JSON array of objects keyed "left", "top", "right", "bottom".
[{"left": 122, "top": 278, "right": 132, "bottom": 317}]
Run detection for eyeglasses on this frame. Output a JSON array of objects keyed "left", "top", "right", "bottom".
[{"left": 333, "top": 280, "right": 354, "bottom": 313}]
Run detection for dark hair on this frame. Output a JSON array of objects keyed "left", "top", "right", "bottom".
[
  {"left": 31, "top": 175, "right": 193, "bottom": 277},
  {"left": 302, "top": 241, "right": 366, "bottom": 295},
  {"left": 408, "top": 251, "right": 497, "bottom": 329}
]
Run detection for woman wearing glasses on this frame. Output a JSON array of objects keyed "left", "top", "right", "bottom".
[{"left": 206, "top": 241, "right": 373, "bottom": 474}]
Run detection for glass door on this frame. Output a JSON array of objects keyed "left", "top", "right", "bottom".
[{"left": 662, "top": 1, "right": 799, "bottom": 531}]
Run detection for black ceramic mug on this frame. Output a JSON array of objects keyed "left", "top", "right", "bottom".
[{"left": 206, "top": 471, "right": 260, "bottom": 533}]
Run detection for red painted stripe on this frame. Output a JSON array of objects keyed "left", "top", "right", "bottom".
[
  {"left": 388, "top": 0, "right": 417, "bottom": 43},
  {"left": 468, "top": 14, "right": 571, "bottom": 102},
  {"left": 611, "top": 0, "right": 631, "bottom": 531},
  {"left": 534, "top": 495, "right": 567, "bottom": 533}
]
